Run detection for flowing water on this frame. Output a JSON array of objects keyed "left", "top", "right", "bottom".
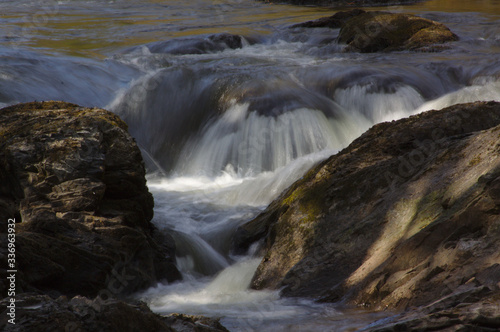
[{"left": 2, "top": 0, "right": 500, "bottom": 330}]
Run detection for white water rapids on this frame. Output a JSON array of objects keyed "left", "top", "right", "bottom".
[
  {"left": 1, "top": 0, "right": 500, "bottom": 330},
  {"left": 136, "top": 77, "right": 499, "bottom": 331}
]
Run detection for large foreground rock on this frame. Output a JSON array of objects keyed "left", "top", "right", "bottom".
[
  {"left": 293, "top": 9, "right": 458, "bottom": 52},
  {"left": 0, "top": 101, "right": 181, "bottom": 298},
  {"left": 234, "top": 101, "right": 500, "bottom": 322}
]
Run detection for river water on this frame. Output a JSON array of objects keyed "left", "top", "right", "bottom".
[{"left": 2, "top": 0, "right": 500, "bottom": 330}]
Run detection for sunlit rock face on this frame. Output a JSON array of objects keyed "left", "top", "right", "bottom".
[
  {"left": 292, "top": 9, "right": 459, "bottom": 53},
  {"left": 337, "top": 10, "right": 459, "bottom": 52},
  {"left": 237, "top": 101, "right": 500, "bottom": 315}
]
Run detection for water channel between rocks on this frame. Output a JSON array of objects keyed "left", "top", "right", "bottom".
[{"left": 2, "top": 0, "right": 500, "bottom": 330}]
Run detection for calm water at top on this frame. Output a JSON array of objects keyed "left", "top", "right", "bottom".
[{"left": 2, "top": 0, "right": 500, "bottom": 58}]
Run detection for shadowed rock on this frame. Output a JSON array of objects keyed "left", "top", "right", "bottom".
[
  {"left": 0, "top": 101, "right": 181, "bottom": 298},
  {"left": 0, "top": 293, "right": 229, "bottom": 332}
]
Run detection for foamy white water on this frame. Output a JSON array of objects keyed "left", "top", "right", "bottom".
[
  {"left": 414, "top": 77, "right": 500, "bottom": 115},
  {"left": 175, "top": 102, "right": 360, "bottom": 176},
  {"left": 141, "top": 258, "right": 352, "bottom": 331}
]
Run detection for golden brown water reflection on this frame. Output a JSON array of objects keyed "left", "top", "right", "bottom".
[
  {"left": 411, "top": 0, "right": 500, "bottom": 14},
  {"left": 3, "top": 0, "right": 498, "bottom": 58}
]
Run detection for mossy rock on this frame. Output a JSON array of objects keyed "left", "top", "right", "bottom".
[{"left": 338, "top": 11, "right": 459, "bottom": 52}]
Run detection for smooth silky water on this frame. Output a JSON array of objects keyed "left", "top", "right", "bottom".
[{"left": 2, "top": 0, "right": 500, "bottom": 330}]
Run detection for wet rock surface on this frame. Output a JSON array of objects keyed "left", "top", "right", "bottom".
[
  {"left": 338, "top": 10, "right": 458, "bottom": 52},
  {"left": 0, "top": 293, "right": 229, "bottom": 332},
  {"left": 369, "top": 295, "right": 500, "bottom": 331},
  {"left": 147, "top": 33, "right": 252, "bottom": 55},
  {"left": 235, "top": 101, "right": 500, "bottom": 327},
  {"left": 292, "top": 9, "right": 458, "bottom": 52},
  {"left": 0, "top": 101, "right": 181, "bottom": 298}
]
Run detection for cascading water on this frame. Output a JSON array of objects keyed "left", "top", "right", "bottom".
[
  {"left": 175, "top": 102, "right": 359, "bottom": 176},
  {"left": 113, "top": 39, "right": 500, "bottom": 330},
  {"left": 2, "top": 0, "right": 500, "bottom": 330}
]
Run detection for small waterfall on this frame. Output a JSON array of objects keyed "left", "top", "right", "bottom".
[
  {"left": 110, "top": 66, "right": 229, "bottom": 171},
  {"left": 175, "top": 101, "right": 367, "bottom": 176},
  {"left": 415, "top": 77, "right": 500, "bottom": 114},
  {"left": 107, "top": 48, "right": 500, "bottom": 297},
  {"left": 333, "top": 84, "right": 425, "bottom": 123},
  {"left": 173, "top": 231, "right": 229, "bottom": 276},
  {"left": 144, "top": 258, "right": 279, "bottom": 316}
]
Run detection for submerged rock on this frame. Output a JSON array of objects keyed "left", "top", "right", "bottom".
[
  {"left": 292, "top": 9, "right": 458, "bottom": 52},
  {"left": 236, "top": 101, "right": 500, "bottom": 322},
  {"left": 0, "top": 101, "right": 180, "bottom": 298},
  {"left": 147, "top": 33, "right": 252, "bottom": 55},
  {"left": 0, "top": 293, "right": 229, "bottom": 332}
]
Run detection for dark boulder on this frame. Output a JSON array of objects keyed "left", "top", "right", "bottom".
[
  {"left": 0, "top": 101, "right": 181, "bottom": 298},
  {"left": 291, "top": 9, "right": 458, "bottom": 52},
  {"left": 337, "top": 10, "right": 459, "bottom": 52}
]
